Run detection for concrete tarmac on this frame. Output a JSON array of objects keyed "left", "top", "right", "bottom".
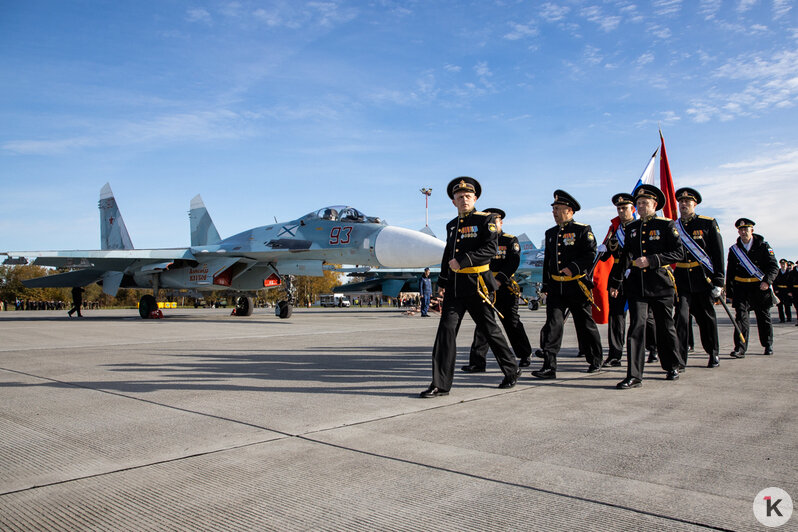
[{"left": 1, "top": 306, "right": 796, "bottom": 530}]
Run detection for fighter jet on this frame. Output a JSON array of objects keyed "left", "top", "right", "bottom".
[
  {"left": 4, "top": 183, "right": 445, "bottom": 319},
  {"left": 334, "top": 233, "right": 544, "bottom": 308}
]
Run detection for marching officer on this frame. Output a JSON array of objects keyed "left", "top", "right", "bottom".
[
  {"left": 672, "top": 187, "right": 724, "bottom": 368},
  {"left": 532, "top": 190, "right": 603, "bottom": 379},
  {"left": 419, "top": 177, "right": 520, "bottom": 398},
  {"left": 774, "top": 259, "right": 792, "bottom": 323},
  {"left": 463, "top": 208, "right": 533, "bottom": 372},
  {"left": 598, "top": 192, "right": 636, "bottom": 367},
  {"left": 609, "top": 184, "right": 684, "bottom": 389},
  {"left": 419, "top": 267, "right": 433, "bottom": 317},
  {"left": 726, "top": 218, "right": 778, "bottom": 357}
]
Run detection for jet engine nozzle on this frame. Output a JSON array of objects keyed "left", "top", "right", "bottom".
[{"left": 374, "top": 226, "right": 445, "bottom": 268}]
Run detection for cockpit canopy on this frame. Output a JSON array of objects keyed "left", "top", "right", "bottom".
[{"left": 303, "top": 206, "right": 385, "bottom": 225}]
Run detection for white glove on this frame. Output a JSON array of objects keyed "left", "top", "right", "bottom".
[
  {"left": 597, "top": 244, "right": 607, "bottom": 253},
  {"left": 711, "top": 286, "right": 722, "bottom": 299}
]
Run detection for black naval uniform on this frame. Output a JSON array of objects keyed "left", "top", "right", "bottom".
[
  {"left": 599, "top": 220, "right": 661, "bottom": 364},
  {"left": 539, "top": 220, "right": 603, "bottom": 371},
  {"left": 468, "top": 231, "right": 532, "bottom": 367},
  {"left": 673, "top": 214, "right": 724, "bottom": 366},
  {"left": 774, "top": 266, "right": 792, "bottom": 322},
  {"left": 428, "top": 210, "right": 519, "bottom": 392},
  {"left": 726, "top": 234, "right": 778, "bottom": 354},
  {"left": 610, "top": 215, "right": 684, "bottom": 382}
]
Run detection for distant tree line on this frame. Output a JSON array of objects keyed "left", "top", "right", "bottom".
[{"left": 0, "top": 264, "right": 343, "bottom": 308}]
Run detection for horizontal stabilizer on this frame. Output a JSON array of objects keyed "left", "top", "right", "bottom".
[
  {"left": 190, "top": 194, "right": 222, "bottom": 247},
  {"left": 22, "top": 269, "right": 104, "bottom": 288}
]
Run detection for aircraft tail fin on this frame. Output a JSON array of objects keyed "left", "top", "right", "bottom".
[
  {"left": 419, "top": 225, "right": 437, "bottom": 238},
  {"left": 517, "top": 232, "right": 536, "bottom": 246},
  {"left": 190, "top": 194, "right": 222, "bottom": 246},
  {"left": 99, "top": 183, "right": 134, "bottom": 250}
]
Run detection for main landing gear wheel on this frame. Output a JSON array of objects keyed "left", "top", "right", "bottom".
[
  {"left": 276, "top": 300, "right": 293, "bottom": 319},
  {"left": 139, "top": 294, "right": 157, "bottom": 319},
  {"left": 235, "top": 296, "right": 254, "bottom": 316}
]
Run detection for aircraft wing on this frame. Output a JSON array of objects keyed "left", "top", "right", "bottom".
[{"left": 5, "top": 249, "right": 197, "bottom": 269}]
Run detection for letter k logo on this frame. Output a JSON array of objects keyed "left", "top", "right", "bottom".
[{"left": 765, "top": 496, "right": 783, "bottom": 517}]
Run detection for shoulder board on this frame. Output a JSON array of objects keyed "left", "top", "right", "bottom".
[
  {"left": 503, "top": 232, "right": 515, "bottom": 239},
  {"left": 698, "top": 215, "right": 715, "bottom": 221},
  {"left": 472, "top": 210, "right": 490, "bottom": 216},
  {"left": 654, "top": 216, "right": 671, "bottom": 221},
  {"left": 571, "top": 221, "right": 587, "bottom": 226}
]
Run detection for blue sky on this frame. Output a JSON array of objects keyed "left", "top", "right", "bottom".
[{"left": 2, "top": 1, "right": 797, "bottom": 260}]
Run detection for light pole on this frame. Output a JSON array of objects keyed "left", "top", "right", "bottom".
[{"left": 420, "top": 188, "right": 432, "bottom": 228}]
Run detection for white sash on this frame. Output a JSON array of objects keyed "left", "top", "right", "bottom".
[
  {"left": 731, "top": 243, "right": 764, "bottom": 280},
  {"left": 677, "top": 219, "right": 714, "bottom": 274}
]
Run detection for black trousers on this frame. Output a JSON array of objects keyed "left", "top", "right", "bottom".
[
  {"left": 541, "top": 289, "right": 603, "bottom": 370},
  {"left": 675, "top": 290, "right": 719, "bottom": 361},
  {"left": 733, "top": 298, "right": 773, "bottom": 353},
  {"left": 626, "top": 295, "right": 682, "bottom": 380},
  {"left": 431, "top": 292, "right": 518, "bottom": 392},
  {"left": 469, "top": 288, "right": 532, "bottom": 367},
  {"left": 775, "top": 290, "right": 792, "bottom": 322}
]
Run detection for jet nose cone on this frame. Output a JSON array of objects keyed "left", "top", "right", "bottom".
[{"left": 374, "top": 226, "right": 445, "bottom": 268}]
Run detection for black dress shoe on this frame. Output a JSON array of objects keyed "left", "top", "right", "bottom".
[
  {"left": 763, "top": 346, "right": 774, "bottom": 356},
  {"left": 616, "top": 378, "right": 642, "bottom": 389},
  {"left": 577, "top": 351, "right": 585, "bottom": 357},
  {"left": 647, "top": 353, "right": 659, "bottom": 363},
  {"left": 534, "top": 349, "right": 545, "bottom": 359},
  {"left": 518, "top": 357, "right": 531, "bottom": 367},
  {"left": 531, "top": 368, "right": 556, "bottom": 379},
  {"left": 707, "top": 355, "right": 719, "bottom": 368},
  {"left": 461, "top": 365, "right": 486, "bottom": 373},
  {"left": 419, "top": 386, "right": 449, "bottom": 398},
  {"left": 729, "top": 349, "right": 745, "bottom": 359},
  {"left": 498, "top": 368, "right": 522, "bottom": 389},
  {"left": 586, "top": 365, "right": 601, "bottom": 373},
  {"left": 602, "top": 357, "right": 622, "bottom": 367},
  {"left": 666, "top": 369, "right": 680, "bottom": 380}
]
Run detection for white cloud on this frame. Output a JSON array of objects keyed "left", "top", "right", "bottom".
[
  {"left": 443, "top": 64, "right": 461, "bottom": 73},
  {"left": 636, "top": 52, "right": 655, "bottom": 66},
  {"left": 652, "top": 0, "right": 683, "bottom": 16},
  {"left": 687, "top": 48, "right": 798, "bottom": 122},
  {"left": 699, "top": 0, "right": 723, "bottom": 19},
  {"left": 685, "top": 148, "right": 798, "bottom": 256},
  {"left": 186, "top": 8, "right": 212, "bottom": 24},
  {"left": 2, "top": 110, "right": 253, "bottom": 155},
  {"left": 772, "top": 0, "right": 792, "bottom": 19},
  {"left": 539, "top": 2, "right": 570, "bottom": 22},
  {"left": 736, "top": 0, "right": 758, "bottom": 13},
  {"left": 647, "top": 23, "right": 672, "bottom": 39},
  {"left": 580, "top": 6, "right": 621, "bottom": 32},
  {"left": 504, "top": 21, "right": 538, "bottom": 40},
  {"left": 584, "top": 45, "right": 603, "bottom": 65}
]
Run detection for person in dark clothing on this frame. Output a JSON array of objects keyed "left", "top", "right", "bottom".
[
  {"left": 419, "top": 177, "right": 520, "bottom": 398},
  {"left": 419, "top": 268, "right": 433, "bottom": 317},
  {"left": 726, "top": 218, "right": 779, "bottom": 357},
  {"left": 609, "top": 185, "right": 685, "bottom": 389},
  {"left": 532, "top": 190, "right": 603, "bottom": 380},
  {"left": 599, "top": 193, "right": 636, "bottom": 367},
  {"left": 672, "top": 187, "right": 725, "bottom": 368},
  {"left": 464, "top": 208, "right": 533, "bottom": 372},
  {"left": 774, "top": 259, "right": 792, "bottom": 323},
  {"left": 68, "top": 286, "right": 84, "bottom": 318}
]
